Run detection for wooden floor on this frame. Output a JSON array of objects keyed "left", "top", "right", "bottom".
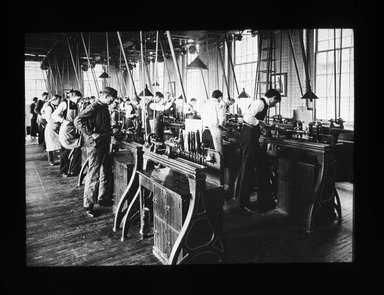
[{"left": 25, "top": 136, "right": 353, "bottom": 266}]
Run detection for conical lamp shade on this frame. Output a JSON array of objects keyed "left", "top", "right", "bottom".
[
  {"left": 186, "top": 56, "right": 208, "bottom": 70},
  {"left": 152, "top": 82, "right": 160, "bottom": 86},
  {"left": 301, "top": 89, "right": 318, "bottom": 100},
  {"left": 177, "top": 95, "right": 184, "bottom": 100},
  {"left": 99, "top": 71, "right": 110, "bottom": 78},
  {"left": 138, "top": 85, "right": 153, "bottom": 97},
  {"left": 238, "top": 88, "right": 250, "bottom": 98}
]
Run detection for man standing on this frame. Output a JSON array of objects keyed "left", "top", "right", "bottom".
[
  {"left": 30, "top": 97, "right": 38, "bottom": 138},
  {"left": 200, "top": 90, "right": 226, "bottom": 155},
  {"left": 74, "top": 87, "right": 118, "bottom": 217},
  {"left": 34, "top": 92, "right": 49, "bottom": 146},
  {"left": 235, "top": 89, "right": 281, "bottom": 213},
  {"left": 147, "top": 91, "right": 175, "bottom": 141},
  {"left": 52, "top": 90, "right": 83, "bottom": 177}
]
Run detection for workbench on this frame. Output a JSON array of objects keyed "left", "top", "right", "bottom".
[
  {"left": 259, "top": 137, "right": 343, "bottom": 232},
  {"left": 137, "top": 150, "right": 225, "bottom": 264}
]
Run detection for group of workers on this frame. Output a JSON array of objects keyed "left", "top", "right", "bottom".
[{"left": 29, "top": 84, "right": 282, "bottom": 217}]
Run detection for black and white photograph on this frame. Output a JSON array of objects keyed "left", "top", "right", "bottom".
[{"left": 22, "top": 28, "right": 355, "bottom": 269}]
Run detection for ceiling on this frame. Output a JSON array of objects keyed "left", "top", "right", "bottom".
[{"left": 24, "top": 30, "right": 241, "bottom": 67}]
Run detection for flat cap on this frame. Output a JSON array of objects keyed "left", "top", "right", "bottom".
[{"left": 102, "top": 87, "right": 118, "bottom": 98}]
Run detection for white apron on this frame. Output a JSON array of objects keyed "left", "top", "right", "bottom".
[{"left": 45, "top": 120, "right": 62, "bottom": 152}]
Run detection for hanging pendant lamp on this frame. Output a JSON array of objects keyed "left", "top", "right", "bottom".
[
  {"left": 152, "top": 81, "right": 160, "bottom": 86},
  {"left": 186, "top": 56, "right": 208, "bottom": 70},
  {"left": 301, "top": 88, "right": 318, "bottom": 101},
  {"left": 99, "top": 71, "right": 110, "bottom": 79},
  {"left": 238, "top": 88, "right": 250, "bottom": 98},
  {"left": 138, "top": 84, "right": 153, "bottom": 97}
]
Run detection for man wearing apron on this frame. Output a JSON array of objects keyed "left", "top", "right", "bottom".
[
  {"left": 235, "top": 89, "right": 281, "bottom": 213},
  {"left": 74, "top": 87, "right": 117, "bottom": 217},
  {"left": 42, "top": 94, "right": 62, "bottom": 165},
  {"left": 52, "top": 90, "right": 83, "bottom": 177}
]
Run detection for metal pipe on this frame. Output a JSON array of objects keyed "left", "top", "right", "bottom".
[
  {"left": 254, "top": 32, "right": 262, "bottom": 100},
  {"left": 159, "top": 37, "right": 174, "bottom": 97},
  {"left": 153, "top": 31, "right": 159, "bottom": 120},
  {"left": 206, "top": 39, "right": 210, "bottom": 96},
  {"left": 333, "top": 29, "right": 337, "bottom": 120},
  {"left": 279, "top": 30, "right": 282, "bottom": 114},
  {"left": 217, "top": 42, "right": 231, "bottom": 99},
  {"left": 338, "top": 29, "right": 343, "bottom": 118},
  {"left": 287, "top": 30, "right": 303, "bottom": 97},
  {"left": 225, "top": 39, "right": 239, "bottom": 96},
  {"left": 80, "top": 32, "right": 100, "bottom": 97},
  {"left": 166, "top": 31, "right": 187, "bottom": 103},
  {"left": 298, "top": 30, "right": 312, "bottom": 94},
  {"left": 106, "top": 32, "right": 109, "bottom": 74},
  {"left": 65, "top": 36, "right": 81, "bottom": 90},
  {"left": 200, "top": 69, "right": 209, "bottom": 100},
  {"left": 140, "top": 31, "right": 147, "bottom": 138},
  {"left": 116, "top": 31, "right": 138, "bottom": 96}
]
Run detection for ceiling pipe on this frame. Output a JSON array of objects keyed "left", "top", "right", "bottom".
[
  {"left": 65, "top": 36, "right": 81, "bottom": 90},
  {"left": 80, "top": 32, "right": 100, "bottom": 97},
  {"left": 287, "top": 30, "right": 303, "bottom": 97},
  {"left": 217, "top": 42, "right": 231, "bottom": 100},
  {"left": 116, "top": 31, "right": 138, "bottom": 97},
  {"left": 166, "top": 30, "right": 187, "bottom": 103},
  {"left": 159, "top": 37, "right": 174, "bottom": 97}
]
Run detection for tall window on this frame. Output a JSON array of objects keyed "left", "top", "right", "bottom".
[
  {"left": 25, "top": 61, "right": 47, "bottom": 127},
  {"left": 83, "top": 64, "right": 104, "bottom": 97},
  {"left": 234, "top": 33, "right": 258, "bottom": 113},
  {"left": 315, "top": 29, "right": 354, "bottom": 124}
]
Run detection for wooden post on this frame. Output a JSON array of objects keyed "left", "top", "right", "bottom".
[
  {"left": 333, "top": 29, "right": 337, "bottom": 120},
  {"left": 338, "top": 29, "right": 343, "bottom": 118}
]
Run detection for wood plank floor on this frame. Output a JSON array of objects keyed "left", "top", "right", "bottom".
[{"left": 25, "top": 136, "right": 353, "bottom": 266}]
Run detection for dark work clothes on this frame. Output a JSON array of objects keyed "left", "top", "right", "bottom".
[
  {"left": 235, "top": 97, "right": 273, "bottom": 208},
  {"left": 30, "top": 102, "right": 38, "bottom": 136},
  {"left": 74, "top": 99, "right": 112, "bottom": 209},
  {"left": 35, "top": 99, "right": 46, "bottom": 146},
  {"left": 60, "top": 147, "right": 81, "bottom": 175},
  {"left": 202, "top": 129, "right": 215, "bottom": 149},
  {"left": 59, "top": 99, "right": 82, "bottom": 175},
  {"left": 74, "top": 100, "right": 111, "bottom": 148}
]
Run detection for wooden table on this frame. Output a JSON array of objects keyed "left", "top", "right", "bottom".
[{"left": 259, "top": 137, "right": 343, "bottom": 232}]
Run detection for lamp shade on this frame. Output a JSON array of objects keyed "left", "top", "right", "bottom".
[
  {"left": 152, "top": 82, "right": 160, "bottom": 86},
  {"left": 99, "top": 71, "right": 110, "bottom": 79},
  {"left": 301, "top": 89, "right": 318, "bottom": 100},
  {"left": 238, "top": 88, "right": 250, "bottom": 98},
  {"left": 186, "top": 56, "right": 208, "bottom": 70},
  {"left": 138, "top": 85, "right": 153, "bottom": 97}
]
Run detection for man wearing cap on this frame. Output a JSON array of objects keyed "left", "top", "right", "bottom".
[{"left": 74, "top": 87, "right": 118, "bottom": 217}]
